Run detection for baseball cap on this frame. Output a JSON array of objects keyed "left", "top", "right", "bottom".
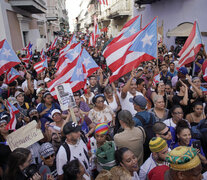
[
  {"left": 44, "top": 77, "right": 51, "bottom": 83},
  {"left": 51, "top": 109, "right": 61, "bottom": 117},
  {"left": 14, "top": 91, "right": 24, "bottom": 98},
  {"left": 129, "top": 95, "right": 147, "bottom": 109},
  {"left": 39, "top": 142, "right": 55, "bottom": 159},
  {"left": 37, "top": 80, "right": 44, "bottom": 86},
  {"left": 179, "top": 67, "right": 188, "bottom": 75},
  {"left": 36, "top": 87, "right": 45, "bottom": 95},
  {"left": 63, "top": 121, "right": 81, "bottom": 135}
]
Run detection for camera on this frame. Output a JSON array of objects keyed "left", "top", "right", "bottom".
[{"left": 24, "top": 164, "right": 39, "bottom": 179}]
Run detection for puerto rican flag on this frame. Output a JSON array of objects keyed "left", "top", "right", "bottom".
[
  {"left": 178, "top": 21, "right": 202, "bottom": 67},
  {"left": 0, "top": 39, "right": 21, "bottom": 76},
  {"left": 48, "top": 37, "right": 58, "bottom": 51},
  {"left": 21, "top": 49, "right": 31, "bottom": 67},
  {"left": 89, "top": 16, "right": 100, "bottom": 47},
  {"left": 5, "top": 68, "right": 20, "bottom": 84},
  {"left": 202, "top": 60, "right": 207, "bottom": 82},
  {"left": 109, "top": 17, "right": 158, "bottom": 83},
  {"left": 56, "top": 42, "right": 81, "bottom": 75},
  {"left": 99, "top": 0, "right": 108, "bottom": 5},
  {"left": 34, "top": 58, "right": 48, "bottom": 74},
  {"left": 152, "top": 73, "right": 161, "bottom": 87},
  {"left": 70, "top": 48, "right": 99, "bottom": 92},
  {"left": 6, "top": 101, "right": 19, "bottom": 130},
  {"left": 47, "top": 43, "right": 82, "bottom": 98},
  {"left": 103, "top": 15, "right": 141, "bottom": 72}
]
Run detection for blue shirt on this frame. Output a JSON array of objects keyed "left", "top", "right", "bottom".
[
  {"left": 173, "top": 139, "right": 205, "bottom": 156},
  {"left": 133, "top": 111, "right": 156, "bottom": 127},
  {"left": 37, "top": 102, "right": 60, "bottom": 121}
]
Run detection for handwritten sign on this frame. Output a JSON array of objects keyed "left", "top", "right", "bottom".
[
  {"left": 55, "top": 83, "right": 76, "bottom": 111},
  {"left": 7, "top": 121, "right": 44, "bottom": 151}
]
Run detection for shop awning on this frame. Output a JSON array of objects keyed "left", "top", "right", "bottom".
[{"left": 167, "top": 22, "right": 193, "bottom": 37}]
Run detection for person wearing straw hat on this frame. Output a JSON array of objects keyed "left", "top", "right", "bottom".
[
  {"left": 147, "top": 146, "right": 203, "bottom": 180},
  {"left": 139, "top": 137, "right": 169, "bottom": 180}
]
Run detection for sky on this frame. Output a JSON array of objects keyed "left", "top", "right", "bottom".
[{"left": 66, "top": 0, "right": 81, "bottom": 32}]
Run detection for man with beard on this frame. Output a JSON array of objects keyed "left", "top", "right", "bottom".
[
  {"left": 56, "top": 122, "right": 90, "bottom": 180},
  {"left": 139, "top": 137, "right": 169, "bottom": 180},
  {"left": 160, "top": 64, "right": 173, "bottom": 84}
]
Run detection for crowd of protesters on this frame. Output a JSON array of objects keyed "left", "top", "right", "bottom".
[{"left": 0, "top": 32, "right": 207, "bottom": 180}]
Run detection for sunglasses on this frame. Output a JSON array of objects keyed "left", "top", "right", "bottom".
[
  {"left": 45, "top": 154, "right": 55, "bottom": 160},
  {"left": 160, "top": 127, "right": 170, "bottom": 136}
]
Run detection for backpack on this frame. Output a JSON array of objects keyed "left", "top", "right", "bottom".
[
  {"left": 62, "top": 131, "right": 89, "bottom": 162},
  {"left": 135, "top": 113, "right": 155, "bottom": 161},
  {"left": 96, "top": 141, "right": 116, "bottom": 171}
]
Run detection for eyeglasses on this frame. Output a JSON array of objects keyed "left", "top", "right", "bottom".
[
  {"left": 160, "top": 128, "right": 170, "bottom": 136},
  {"left": 45, "top": 154, "right": 55, "bottom": 160},
  {"left": 96, "top": 100, "right": 104, "bottom": 104},
  {"left": 39, "top": 83, "right": 44, "bottom": 86},
  {"left": 173, "top": 112, "right": 183, "bottom": 115}
]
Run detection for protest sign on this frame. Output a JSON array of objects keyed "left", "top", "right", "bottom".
[
  {"left": 55, "top": 83, "right": 76, "bottom": 111},
  {"left": 7, "top": 121, "right": 44, "bottom": 151}
]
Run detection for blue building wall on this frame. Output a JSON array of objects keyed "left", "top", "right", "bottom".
[{"left": 133, "top": 0, "right": 207, "bottom": 49}]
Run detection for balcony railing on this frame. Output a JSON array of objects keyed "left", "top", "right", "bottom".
[
  {"left": 46, "top": 6, "right": 58, "bottom": 21},
  {"left": 108, "top": 0, "right": 130, "bottom": 19},
  {"left": 9, "top": 0, "right": 46, "bottom": 14}
]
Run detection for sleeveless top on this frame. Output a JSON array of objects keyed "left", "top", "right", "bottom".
[{"left": 105, "top": 95, "right": 118, "bottom": 112}]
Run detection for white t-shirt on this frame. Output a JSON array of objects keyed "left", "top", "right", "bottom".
[
  {"left": 119, "top": 91, "right": 143, "bottom": 117},
  {"left": 56, "top": 139, "right": 89, "bottom": 175},
  {"left": 22, "top": 79, "right": 37, "bottom": 91},
  {"left": 132, "top": 172, "right": 140, "bottom": 180},
  {"left": 163, "top": 118, "right": 176, "bottom": 128}
]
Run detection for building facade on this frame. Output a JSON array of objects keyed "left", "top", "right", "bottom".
[
  {"left": 77, "top": 0, "right": 133, "bottom": 37},
  {"left": 0, "top": 0, "right": 69, "bottom": 52},
  {"left": 133, "top": 0, "right": 207, "bottom": 48}
]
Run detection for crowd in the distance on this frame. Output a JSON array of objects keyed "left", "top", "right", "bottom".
[{"left": 0, "top": 33, "right": 207, "bottom": 180}]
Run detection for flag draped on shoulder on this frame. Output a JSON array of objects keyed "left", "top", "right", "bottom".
[
  {"left": 109, "top": 17, "right": 158, "bottom": 83},
  {"left": 0, "top": 39, "right": 21, "bottom": 76},
  {"left": 178, "top": 21, "right": 202, "bottom": 67},
  {"left": 5, "top": 68, "right": 20, "bottom": 84},
  {"left": 103, "top": 15, "right": 141, "bottom": 72},
  {"left": 6, "top": 101, "right": 19, "bottom": 130}
]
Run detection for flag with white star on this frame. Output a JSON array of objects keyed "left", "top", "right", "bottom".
[
  {"left": 110, "top": 17, "right": 158, "bottom": 83},
  {"left": 5, "top": 67, "right": 20, "bottom": 84},
  {"left": 0, "top": 39, "right": 21, "bottom": 76}
]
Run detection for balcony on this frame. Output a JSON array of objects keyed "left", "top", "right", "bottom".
[
  {"left": 9, "top": 0, "right": 46, "bottom": 14},
  {"left": 107, "top": 0, "right": 130, "bottom": 19},
  {"left": 135, "top": 0, "right": 159, "bottom": 5},
  {"left": 46, "top": 6, "right": 58, "bottom": 21}
]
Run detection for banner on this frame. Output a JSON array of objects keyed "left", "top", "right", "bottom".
[
  {"left": 7, "top": 121, "right": 44, "bottom": 151},
  {"left": 55, "top": 83, "right": 76, "bottom": 111}
]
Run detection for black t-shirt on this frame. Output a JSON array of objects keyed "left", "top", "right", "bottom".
[{"left": 90, "top": 83, "right": 103, "bottom": 95}]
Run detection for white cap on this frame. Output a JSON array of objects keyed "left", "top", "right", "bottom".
[
  {"left": 51, "top": 109, "right": 61, "bottom": 117},
  {"left": 44, "top": 77, "right": 51, "bottom": 83}
]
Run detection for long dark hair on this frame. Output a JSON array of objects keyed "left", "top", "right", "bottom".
[
  {"left": 5, "top": 148, "right": 31, "bottom": 180},
  {"left": 115, "top": 147, "right": 130, "bottom": 166},
  {"left": 63, "top": 159, "right": 80, "bottom": 180}
]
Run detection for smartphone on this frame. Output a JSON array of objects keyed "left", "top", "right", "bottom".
[{"left": 192, "top": 140, "right": 201, "bottom": 151}]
